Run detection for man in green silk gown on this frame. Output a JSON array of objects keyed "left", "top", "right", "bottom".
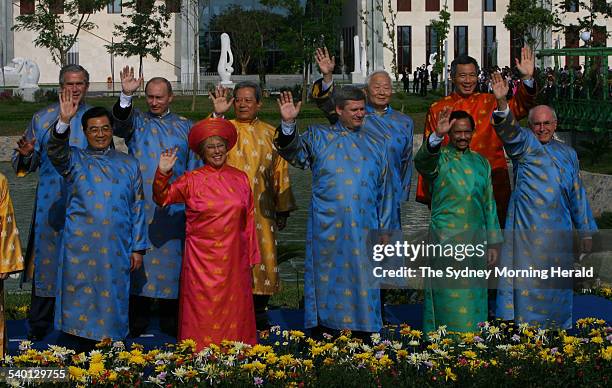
[{"left": 415, "top": 108, "right": 502, "bottom": 334}]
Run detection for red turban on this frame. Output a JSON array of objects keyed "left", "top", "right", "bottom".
[{"left": 188, "top": 118, "right": 238, "bottom": 154}]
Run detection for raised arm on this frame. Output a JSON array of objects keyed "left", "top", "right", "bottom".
[
  {"left": 274, "top": 91, "right": 315, "bottom": 170},
  {"left": 12, "top": 115, "right": 41, "bottom": 177},
  {"left": 48, "top": 92, "right": 78, "bottom": 177},
  {"left": 112, "top": 65, "right": 143, "bottom": 139},
  {"left": 153, "top": 148, "right": 189, "bottom": 206},
  {"left": 311, "top": 47, "right": 338, "bottom": 124},
  {"left": 415, "top": 106, "right": 454, "bottom": 181},
  {"left": 509, "top": 46, "right": 537, "bottom": 120}
]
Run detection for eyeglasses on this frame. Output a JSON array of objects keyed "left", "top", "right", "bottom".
[
  {"left": 85, "top": 125, "right": 112, "bottom": 135},
  {"left": 531, "top": 121, "right": 556, "bottom": 128},
  {"left": 205, "top": 143, "right": 227, "bottom": 151}
]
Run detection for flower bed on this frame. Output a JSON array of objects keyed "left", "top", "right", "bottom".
[{"left": 2, "top": 318, "right": 611, "bottom": 387}]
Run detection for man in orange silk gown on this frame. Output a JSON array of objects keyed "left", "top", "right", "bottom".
[
  {"left": 153, "top": 118, "right": 260, "bottom": 350},
  {"left": 416, "top": 48, "right": 537, "bottom": 226}
]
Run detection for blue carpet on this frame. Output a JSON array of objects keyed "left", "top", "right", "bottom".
[{"left": 7, "top": 295, "right": 611, "bottom": 355}]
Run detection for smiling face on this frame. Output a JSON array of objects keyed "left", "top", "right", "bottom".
[
  {"left": 233, "top": 87, "right": 262, "bottom": 121},
  {"left": 61, "top": 71, "right": 89, "bottom": 105},
  {"left": 452, "top": 63, "right": 478, "bottom": 97},
  {"left": 529, "top": 106, "right": 557, "bottom": 144},
  {"left": 201, "top": 136, "right": 228, "bottom": 168},
  {"left": 449, "top": 118, "right": 473, "bottom": 151},
  {"left": 145, "top": 80, "right": 173, "bottom": 116},
  {"left": 366, "top": 72, "right": 392, "bottom": 110},
  {"left": 335, "top": 99, "right": 366, "bottom": 130},
  {"left": 85, "top": 116, "right": 113, "bottom": 150}
]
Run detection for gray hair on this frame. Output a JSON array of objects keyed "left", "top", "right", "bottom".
[
  {"left": 233, "top": 81, "right": 262, "bottom": 102},
  {"left": 528, "top": 105, "right": 558, "bottom": 125},
  {"left": 145, "top": 77, "right": 173, "bottom": 95},
  {"left": 333, "top": 86, "right": 366, "bottom": 109},
  {"left": 366, "top": 70, "right": 392, "bottom": 86},
  {"left": 59, "top": 64, "right": 90, "bottom": 86}
]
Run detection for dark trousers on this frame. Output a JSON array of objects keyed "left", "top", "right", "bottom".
[
  {"left": 253, "top": 294, "right": 271, "bottom": 330},
  {"left": 28, "top": 275, "right": 55, "bottom": 337},
  {"left": 61, "top": 332, "right": 99, "bottom": 354},
  {"left": 129, "top": 295, "right": 178, "bottom": 337}
]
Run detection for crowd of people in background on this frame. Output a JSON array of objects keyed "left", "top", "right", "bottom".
[{"left": 0, "top": 45, "right": 600, "bottom": 355}]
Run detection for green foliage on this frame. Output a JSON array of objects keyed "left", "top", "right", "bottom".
[
  {"left": 210, "top": 5, "right": 285, "bottom": 76},
  {"left": 595, "top": 211, "right": 612, "bottom": 229},
  {"left": 577, "top": 133, "right": 611, "bottom": 166},
  {"left": 504, "top": 0, "right": 559, "bottom": 48},
  {"left": 12, "top": 0, "right": 109, "bottom": 65},
  {"left": 106, "top": 0, "right": 172, "bottom": 75},
  {"left": 430, "top": 3, "right": 451, "bottom": 75},
  {"left": 360, "top": 0, "right": 400, "bottom": 80},
  {"left": 260, "top": 0, "right": 344, "bottom": 74},
  {"left": 556, "top": 1, "right": 612, "bottom": 45}
]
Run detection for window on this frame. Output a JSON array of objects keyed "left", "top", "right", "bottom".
[
  {"left": 483, "top": 0, "right": 495, "bottom": 12},
  {"left": 136, "top": 0, "right": 154, "bottom": 13},
  {"left": 565, "top": 0, "right": 579, "bottom": 12},
  {"left": 454, "top": 26, "right": 468, "bottom": 58},
  {"left": 454, "top": 0, "right": 468, "bottom": 12},
  {"left": 483, "top": 26, "right": 496, "bottom": 70},
  {"left": 165, "top": 0, "right": 180, "bottom": 13},
  {"left": 397, "top": 26, "right": 412, "bottom": 72},
  {"left": 425, "top": 0, "right": 439, "bottom": 12},
  {"left": 20, "top": 0, "right": 35, "bottom": 14},
  {"left": 50, "top": 0, "right": 64, "bottom": 14},
  {"left": 592, "top": 26, "right": 607, "bottom": 47},
  {"left": 66, "top": 41, "right": 79, "bottom": 66},
  {"left": 397, "top": 0, "right": 411, "bottom": 11},
  {"left": 426, "top": 26, "right": 438, "bottom": 65},
  {"left": 107, "top": 0, "right": 122, "bottom": 13}
]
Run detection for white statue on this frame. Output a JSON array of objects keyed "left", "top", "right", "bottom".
[
  {"left": 360, "top": 40, "right": 367, "bottom": 77},
  {"left": 217, "top": 33, "right": 234, "bottom": 87},
  {"left": 427, "top": 53, "right": 437, "bottom": 73},
  {"left": 2, "top": 57, "right": 40, "bottom": 88},
  {"left": 351, "top": 35, "right": 366, "bottom": 84}
]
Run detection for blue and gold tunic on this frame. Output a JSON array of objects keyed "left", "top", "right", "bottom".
[
  {"left": 113, "top": 107, "right": 200, "bottom": 299},
  {"left": 48, "top": 129, "right": 148, "bottom": 340},
  {"left": 276, "top": 121, "right": 393, "bottom": 332},
  {"left": 493, "top": 111, "right": 597, "bottom": 329},
  {"left": 12, "top": 103, "right": 90, "bottom": 296}
]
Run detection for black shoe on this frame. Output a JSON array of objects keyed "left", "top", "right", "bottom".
[
  {"left": 27, "top": 331, "right": 46, "bottom": 341},
  {"left": 128, "top": 327, "right": 146, "bottom": 338},
  {"left": 255, "top": 315, "right": 271, "bottom": 331}
]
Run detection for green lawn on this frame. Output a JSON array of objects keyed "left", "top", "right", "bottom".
[{"left": 0, "top": 91, "right": 439, "bottom": 136}]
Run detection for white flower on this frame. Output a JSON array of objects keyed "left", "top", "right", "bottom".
[
  {"left": 392, "top": 342, "right": 403, "bottom": 350},
  {"left": 19, "top": 341, "right": 32, "bottom": 351},
  {"left": 535, "top": 329, "right": 548, "bottom": 344},
  {"left": 496, "top": 344, "right": 511, "bottom": 351},
  {"left": 518, "top": 322, "right": 529, "bottom": 333},
  {"left": 487, "top": 326, "right": 501, "bottom": 341},
  {"left": 361, "top": 344, "right": 372, "bottom": 352},
  {"left": 173, "top": 366, "right": 187, "bottom": 379},
  {"left": 437, "top": 325, "right": 448, "bottom": 337},
  {"left": 370, "top": 333, "right": 381, "bottom": 344},
  {"left": 476, "top": 343, "right": 488, "bottom": 350},
  {"left": 408, "top": 340, "right": 420, "bottom": 346}
]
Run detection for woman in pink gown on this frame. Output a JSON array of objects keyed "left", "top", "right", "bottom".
[{"left": 153, "top": 118, "right": 260, "bottom": 350}]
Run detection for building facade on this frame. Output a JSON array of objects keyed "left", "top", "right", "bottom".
[{"left": 2, "top": 0, "right": 611, "bottom": 85}]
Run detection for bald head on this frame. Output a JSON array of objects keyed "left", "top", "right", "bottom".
[
  {"left": 528, "top": 105, "right": 558, "bottom": 144},
  {"left": 366, "top": 71, "right": 393, "bottom": 111}
]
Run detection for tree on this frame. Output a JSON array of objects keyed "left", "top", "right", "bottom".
[
  {"left": 430, "top": 1, "right": 451, "bottom": 76},
  {"left": 107, "top": 0, "right": 172, "bottom": 77},
  {"left": 12, "top": 0, "right": 109, "bottom": 66},
  {"left": 261, "top": 0, "right": 344, "bottom": 101},
  {"left": 209, "top": 5, "right": 284, "bottom": 76},
  {"left": 556, "top": 1, "right": 611, "bottom": 45},
  {"left": 179, "top": 0, "right": 200, "bottom": 112},
  {"left": 360, "top": 0, "right": 399, "bottom": 81},
  {"left": 503, "top": 0, "right": 559, "bottom": 49}
]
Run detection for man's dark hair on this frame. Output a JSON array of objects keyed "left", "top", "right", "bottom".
[
  {"left": 449, "top": 110, "right": 475, "bottom": 131},
  {"left": 59, "top": 64, "right": 90, "bottom": 86},
  {"left": 233, "top": 81, "right": 262, "bottom": 102},
  {"left": 145, "top": 77, "right": 173, "bottom": 95},
  {"left": 81, "top": 107, "right": 113, "bottom": 130},
  {"left": 333, "top": 86, "right": 366, "bottom": 109},
  {"left": 450, "top": 55, "right": 480, "bottom": 78}
]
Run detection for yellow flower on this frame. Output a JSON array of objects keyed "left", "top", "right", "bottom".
[
  {"left": 444, "top": 367, "right": 457, "bottom": 382},
  {"left": 396, "top": 349, "right": 408, "bottom": 359},
  {"left": 289, "top": 330, "right": 305, "bottom": 339},
  {"left": 90, "top": 352, "right": 105, "bottom": 364},
  {"left": 278, "top": 354, "right": 295, "bottom": 366},
  {"left": 462, "top": 350, "right": 477, "bottom": 359},
  {"left": 265, "top": 353, "right": 278, "bottom": 365},
  {"left": 461, "top": 332, "right": 475, "bottom": 344},
  {"left": 108, "top": 371, "right": 118, "bottom": 382},
  {"left": 591, "top": 336, "right": 604, "bottom": 344},
  {"left": 563, "top": 344, "right": 575, "bottom": 356},
  {"left": 273, "top": 370, "right": 286, "bottom": 379},
  {"left": 178, "top": 339, "right": 197, "bottom": 352},
  {"left": 601, "top": 346, "right": 612, "bottom": 361},
  {"left": 68, "top": 366, "right": 87, "bottom": 382},
  {"left": 303, "top": 359, "right": 314, "bottom": 370},
  {"left": 323, "top": 357, "right": 334, "bottom": 365},
  {"left": 118, "top": 351, "right": 131, "bottom": 361},
  {"left": 409, "top": 329, "right": 423, "bottom": 339},
  {"left": 378, "top": 355, "right": 393, "bottom": 368},
  {"left": 88, "top": 362, "right": 105, "bottom": 377}
]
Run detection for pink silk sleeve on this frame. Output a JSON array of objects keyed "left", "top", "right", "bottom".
[
  {"left": 244, "top": 176, "right": 261, "bottom": 266},
  {"left": 152, "top": 168, "right": 189, "bottom": 207}
]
